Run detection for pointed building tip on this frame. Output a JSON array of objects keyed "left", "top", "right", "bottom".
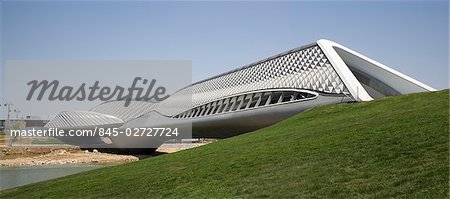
[
  {"left": 317, "top": 39, "right": 339, "bottom": 46},
  {"left": 317, "top": 38, "right": 331, "bottom": 42}
]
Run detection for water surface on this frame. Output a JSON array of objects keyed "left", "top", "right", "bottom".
[{"left": 0, "top": 164, "right": 106, "bottom": 190}]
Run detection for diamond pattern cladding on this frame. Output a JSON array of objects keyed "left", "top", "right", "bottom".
[{"left": 156, "top": 44, "right": 348, "bottom": 116}]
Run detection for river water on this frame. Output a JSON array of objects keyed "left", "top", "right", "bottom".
[{"left": 0, "top": 164, "right": 106, "bottom": 190}]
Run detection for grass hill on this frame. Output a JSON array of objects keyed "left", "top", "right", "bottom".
[{"left": 1, "top": 90, "right": 448, "bottom": 198}]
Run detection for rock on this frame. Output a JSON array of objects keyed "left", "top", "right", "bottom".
[
  {"left": 58, "top": 150, "right": 67, "bottom": 155},
  {"left": 93, "top": 149, "right": 99, "bottom": 153}
]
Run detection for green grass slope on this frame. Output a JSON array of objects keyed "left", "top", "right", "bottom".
[{"left": 1, "top": 90, "right": 449, "bottom": 198}]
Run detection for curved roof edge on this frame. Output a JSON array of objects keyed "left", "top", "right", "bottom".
[{"left": 317, "top": 39, "right": 373, "bottom": 101}]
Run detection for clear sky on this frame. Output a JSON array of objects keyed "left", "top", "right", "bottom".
[{"left": 0, "top": 1, "right": 448, "bottom": 118}]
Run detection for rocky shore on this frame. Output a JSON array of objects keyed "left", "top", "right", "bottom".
[
  {"left": 0, "top": 149, "right": 139, "bottom": 166},
  {"left": 0, "top": 136, "right": 215, "bottom": 166}
]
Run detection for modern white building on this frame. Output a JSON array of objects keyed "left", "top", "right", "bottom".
[{"left": 44, "top": 39, "right": 435, "bottom": 153}]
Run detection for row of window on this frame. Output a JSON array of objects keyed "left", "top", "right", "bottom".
[{"left": 173, "top": 90, "right": 317, "bottom": 119}]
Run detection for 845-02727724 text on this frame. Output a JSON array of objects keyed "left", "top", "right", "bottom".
[{"left": 9, "top": 127, "right": 180, "bottom": 137}]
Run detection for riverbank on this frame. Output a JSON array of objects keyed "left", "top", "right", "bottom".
[
  {"left": 0, "top": 136, "right": 215, "bottom": 166},
  {"left": 2, "top": 90, "right": 447, "bottom": 198},
  {"left": 0, "top": 149, "right": 139, "bottom": 166}
]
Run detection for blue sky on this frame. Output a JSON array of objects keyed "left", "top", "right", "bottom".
[{"left": 0, "top": 1, "right": 448, "bottom": 117}]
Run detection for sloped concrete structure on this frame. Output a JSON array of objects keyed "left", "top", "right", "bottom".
[{"left": 45, "top": 39, "right": 435, "bottom": 150}]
